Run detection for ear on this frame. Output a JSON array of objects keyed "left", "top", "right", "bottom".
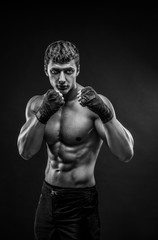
[
  {"left": 44, "top": 68, "right": 49, "bottom": 77},
  {"left": 76, "top": 65, "right": 80, "bottom": 76}
]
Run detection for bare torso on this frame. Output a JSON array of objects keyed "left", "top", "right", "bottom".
[{"left": 39, "top": 86, "right": 103, "bottom": 188}]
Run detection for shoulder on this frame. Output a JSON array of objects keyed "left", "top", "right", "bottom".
[
  {"left": 25, "top": 94, "right": 44, "bottom": 119},
  {"left": 77, "top": 83, "right": 84, "bottom": 91},
  {"left": 98, "top": 94, "right": 112, "bottom": 106}
]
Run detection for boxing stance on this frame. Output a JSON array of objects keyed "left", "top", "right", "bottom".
[{"left": 17, "top": 40, "right": 134, "bottom": 240}]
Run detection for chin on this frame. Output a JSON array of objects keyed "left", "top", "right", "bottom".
[{"left": 58, "top": 88, "right": 70, "bottom": 95}]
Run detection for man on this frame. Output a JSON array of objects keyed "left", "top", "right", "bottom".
[{"left": 17, "top": 40, "right": 134, "bottom": 240}]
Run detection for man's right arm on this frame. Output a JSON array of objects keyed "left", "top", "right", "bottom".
[
  {"left": 17, "top": 96, "right": 46, "bottom": 160},
  {"left": 17, "top": 89, "right": 64, "bottom": 160}
]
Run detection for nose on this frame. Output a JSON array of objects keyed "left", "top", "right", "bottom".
[{"left": 59, "top": 71, "right": 66, "bottom": 84}]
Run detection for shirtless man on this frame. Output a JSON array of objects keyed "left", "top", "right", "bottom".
[{"left": 17, "top": 40, "right": 134, "bottom": 240}]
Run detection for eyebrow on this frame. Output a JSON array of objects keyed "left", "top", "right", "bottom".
[{"left": 51, "top": 67, "right": 74, "bottom": 70}]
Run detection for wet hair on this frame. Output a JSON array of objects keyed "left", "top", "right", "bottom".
[{"left": 44, "top": 40, "right": 80, "bottom": 75}]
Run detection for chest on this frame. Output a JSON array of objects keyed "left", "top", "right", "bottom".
[{"left": 44, "top": 101, "right": 95, "bottom": 145}]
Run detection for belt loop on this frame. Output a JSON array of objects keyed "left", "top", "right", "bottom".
[{"left": 51, "top": 190, "right": 57, "bottom": 196}]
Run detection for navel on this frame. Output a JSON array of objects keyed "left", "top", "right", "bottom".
[{"left": 76, "top": 137, "right": 82, "bottom": 141}]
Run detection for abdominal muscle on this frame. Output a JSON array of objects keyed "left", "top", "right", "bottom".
[{"left": 44, "top": 139, "right": 102, "bottom": 188}]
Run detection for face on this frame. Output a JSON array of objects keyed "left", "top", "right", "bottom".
[{"left": 47, "top": 59, "right": 79, "bottom": 95}]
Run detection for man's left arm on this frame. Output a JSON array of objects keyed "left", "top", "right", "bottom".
[
  {"left": 95, "top": 95, "right": 134, "bottom": 162},
  {"left": 78, "top": 86, "right": 134, "bottom": 162}
]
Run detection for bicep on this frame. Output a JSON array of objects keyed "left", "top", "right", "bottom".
[
  {"left": 25, "top": 95, "right": 40, "bottom": 121},
  {"left": 94, "top": 117, "right": 107, "bottom": 141},
  {"left": 18, "top": 95, "right": 42, "bottom": 137}
]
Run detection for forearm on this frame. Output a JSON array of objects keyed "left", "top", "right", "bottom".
[
  {"left": 104, "top": 118, "right": 134, "bottom": 162},
  {"left": 17, "top": 116, "right": 45, "bottom": 160}
]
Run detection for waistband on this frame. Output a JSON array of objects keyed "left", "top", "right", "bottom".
[{"left": 43, "top": 180, "right": 97, "bottom": 194}]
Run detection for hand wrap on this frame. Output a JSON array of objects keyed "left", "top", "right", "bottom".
[
  {"left": 80, "top": 86, "right": 113, "bottom": 123},
  {"left": 35, "top": 89, "right": 64, "bottom": 124}
]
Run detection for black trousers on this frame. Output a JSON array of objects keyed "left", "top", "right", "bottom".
[{"left": 34, "top": 181, "right": 101, "bottom": 240}]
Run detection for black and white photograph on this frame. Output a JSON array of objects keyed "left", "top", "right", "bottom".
[{"left": 1, "top": 6, "right": 158, "bottom": 240}]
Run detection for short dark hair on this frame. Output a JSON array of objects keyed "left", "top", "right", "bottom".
[{"left": 44, "top": 40, "right": 80, "bottom": 75}]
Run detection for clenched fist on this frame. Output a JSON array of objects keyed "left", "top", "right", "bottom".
[
  {"left": 35, "top": 89, "right": 64, "bottom": 124},
  {"left": 77, "top": 86, "right": 113, "bottom": 123}
]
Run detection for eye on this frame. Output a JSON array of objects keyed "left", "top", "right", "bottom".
[
  {"left": 64, "top": 68, "right": 74, "bottom": 75},
  {"left": 50, "top": 69, "right": 60, "bottom": 75}
]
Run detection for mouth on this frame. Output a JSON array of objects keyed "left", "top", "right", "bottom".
[{"left": 57, "top": 85, "right": 69, "bottom": 90}]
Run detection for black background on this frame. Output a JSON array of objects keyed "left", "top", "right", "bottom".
[{"left": 2, "top": 6, "right": 158, "bottom": 240}]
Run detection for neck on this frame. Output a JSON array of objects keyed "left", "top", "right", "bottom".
[{"left": 64, "top": 84, "right": 79, "bottom": 102}]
